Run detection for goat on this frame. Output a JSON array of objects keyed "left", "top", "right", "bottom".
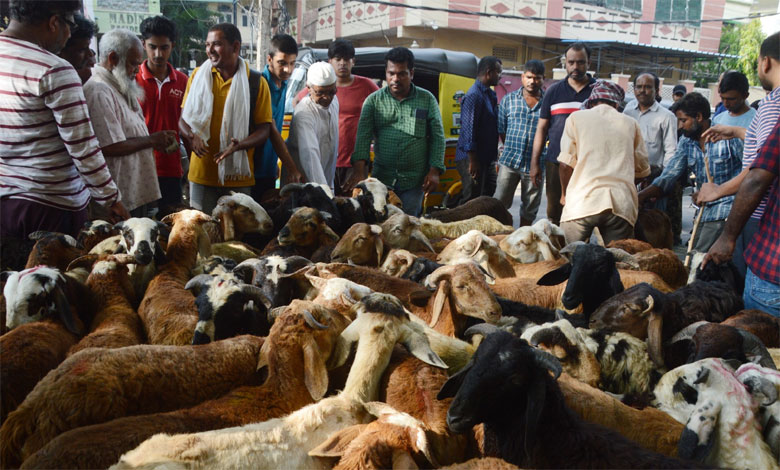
[
  {"left": 24, "top": 231, "right": 83, "bottom": 272},
  {"left": 266, "top": 182, "right": 343, "bottom": 235},
  {"left": 113, "top": 217, "right": 170, "bottom": 302},
  {"left": 381, "top": 213, "right": 435, "bottom": 253},
  {"left": 137, "top": 210, "right": 213, "bottom": 345},
  {"left": 353, "top": 177, "right": 390, "bottom": 223},
  {"left": 21, "top": 301, "right": 348, "bottom": 470},
  {"left": 723, "top": 309, "right": 780, "bottom": 348},
  {"left": 0, "top": 335, "right": 266, "bottom": 467},
  {"left": 77, "top": 220, "right": 118, "bottom": 252},
  {"left": 210, "top": 191, "right": 274, "bottom": 242},
  {"left": 427, "top": 196, "right": 513, "bottom": 226},
  {"left": 438, "top": 331, "right": 704, "bottom": 468},
  {"left": 437, "top": 230, "right": 515, "bottom": 279},
  {"left": 499, "top": 221, "right": 562, "bottom": 263},
  {"left": 607, "top": 238, "right": 653, "bottom": 254},
  {"left": 109, "top": 293, "right": 446, "bottom": 470}
]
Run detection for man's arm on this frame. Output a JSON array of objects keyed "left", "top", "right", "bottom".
[
  {"left": 101, "top": 132, "right": 176, "bottom": 157},
  {"left": 214, "top": 123, "right": 270, "bottom": 164},
  {"left": 634, "top": 122, "right": 651, "bottom": 181},
  {"left": 638, "top": 145, "right": 687, "bottom": 204},
  {"left": 424, "top": 95, "right": 446, "bottom": 194},
  {"left": 457, "top": 92, "right": 479, "bottom": 179},
  {"left": 695, "top": 167, "right": 748, "bottom": 205},
  {"left": 556, "top": 117, "right": 578, "bottom": 205},
  {"left": 287, "top": 111, "right": 328, "bottom": 184},
  {"left": 268, "top": 124, "right": 303, "bottom": 184},
  {"left": 530, "top": 118, "right": 550, "bottom": 187},
  {"left": 702, "top": 124, "right": 746, "bottom": 143},
  {"left": 559, "top": 162, "right": 573, "bottom": 205},
  {"left": 178, "top": 118, "right": 209, "bottom": 157},
  {"left": 497, "top": 96, "right": 508, "bottom": 144}
]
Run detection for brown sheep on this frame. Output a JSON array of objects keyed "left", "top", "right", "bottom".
[
  {"left": 633, "top": 248, "right": 688, "bottom": 290},
  {"left": 20, "top": 301, "right": 348, "bottom": 470},
  {"left": 315, "top": 263, "right": 431, "bottom": 311},
  {"left": 634, "top": 208, "right": 673, "bottom": 249},
  {"left": 137, "top": 210, "right": 213, "bottom": 345},
  {"left": 440, "top": 457, "right": 520, "bottom": 470},
  {"left": 262, "top": 206, "right": 339, "bottom": 261},
  {"left": 607, "top": 238, "right": 653, "bottom": 254},
  {"left": 0, "top": 335, "right": 265, "bottom": 467},
  {"left": 66, "top": 254, "right": 145, "bottom": 356},
  {"left": 24, "top": 232, "right": 84, "bottom": 272},
  {"left": 331, "top": 223, "right": 385, "bottom": 267},
  {"left": 722, "top": 309, "right": 780, "bottom": 348}
]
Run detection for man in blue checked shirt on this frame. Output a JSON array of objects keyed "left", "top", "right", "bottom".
[
  {"left": 493, "top": 60, "right": 545, "bottom": 226},
  {"left": 639, "top": 92, "right": 743, "bottom": 253},
  {"left": 455, "top": 56, "right": 502, "bottom": 203}
]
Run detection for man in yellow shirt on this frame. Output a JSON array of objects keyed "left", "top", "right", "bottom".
[{"left": 179, "top": 23, "right": 272, "bottom": 214}]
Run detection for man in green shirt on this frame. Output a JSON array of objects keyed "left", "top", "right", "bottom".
[{"left": 345, "top": 47, "right": 445, "bottom": 216}]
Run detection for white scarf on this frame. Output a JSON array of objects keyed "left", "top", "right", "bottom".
[{"left": 181, "top": 57, "right": 251, "bottom": 184}]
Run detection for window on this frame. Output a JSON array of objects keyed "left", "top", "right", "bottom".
[
  {"left": 654, "top": 0, "right": 701, "bottom": 23},
  {"left": 224, "top": 14, "right": 232, "bottom": 23},
  {"left": 492, "top": 45, "right": 517, "bottom": 62},
  {"left": 242, "top": 15, "right": 248, "bottom": 27},
  {"left": 573, "top": 0, "right": 642, "bottom": 16}
]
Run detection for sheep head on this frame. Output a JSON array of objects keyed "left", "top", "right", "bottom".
[
  {"left": 424, "top": 263, "right": 501, "bottom": 329},
  {"left": 381, "top": 213, "right": 434, "bottom": 253},
  {"left": 233, "top": 255, "right": 313, "bottom": 308},
  {"left": 25, "top": 231, "right": 84, "bottom": 271},
  {"left": 437, "top": 230, "right": 514, "bottom": 279},
  {"left": 500, "top": 226, "right": 559, "bottom": 263},
  {"left": 278, "top": 207, "right": 339, "bottom": 248},
  {"left": 113, "top": 217, "right": 169, "bottom": 266},
  {"left": 438, "top": 330, "right": 561, "bottom": 440},
  {"left": 354, "top": 177, "right": 389, "bottom": 222},
  {"left": 77, "top": 219, "right": 118, "bottom": 252},
  {"left": 380, "top": 249, "right": 418, "bottom": 277},
  {"left": 1, "top": 266, "right": 83, "bottom": 335},
  {"left": 304, "top": 273, "right": 373, "bottom": 319},
  {"left": 522, "top": 319, "right": 601, "bottom": 388},
  {"left": 161, "top": 209, "right": 215, "bottom": 265},
  {"left": 212, "top": 192, "right": 273, "bottom": 240},
  {"left": 330, "top": 223, "right": 384, "bottom": 266}
]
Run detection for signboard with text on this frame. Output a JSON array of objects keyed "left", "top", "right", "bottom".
[{"left": 92, "top": 0, "right": 160, "bottom": 34}]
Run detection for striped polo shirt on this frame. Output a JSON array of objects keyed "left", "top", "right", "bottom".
[
  {"left": 742, "top": 85, "right": 780, "bottom": 220},
  {"left": 539, "top": 75, "right": 596, "bottom": 164},
  {"left": 0, "top": 36, "right": 118, "bottom": 211}
]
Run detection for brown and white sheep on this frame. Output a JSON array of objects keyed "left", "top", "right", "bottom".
[
  {"left": 381, "top": 213, "right": 435, "bottom": 253},
  {"left": 419, "top": 215, "right": 514, "bottom": 241},
  {"left": 331, "top": 223, "right": 385, "bottom": 266},
  {"left": 437, "top": 230, "right": 516, "bottom": 279},
  {"left": 24, "top": 231, "right": 83, "bottom": 272},
  {"left": 76, "top": 220, "right": 118, "bottom": 253},
  {"left": 262, "top": 206, "right": 339, "bottom": 261}
]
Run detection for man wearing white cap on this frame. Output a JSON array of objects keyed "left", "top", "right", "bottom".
[{"left": 286, "top": 61, "right": 340, "bottom": 190}]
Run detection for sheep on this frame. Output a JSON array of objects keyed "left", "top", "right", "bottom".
[
  {"left": 666, "top": 321, "right": 775, "bottom": 370},
  {"left": 302, "top": 273, "right": 373, "bottom": 318},
  {"left": 21, "top": 301, "right": 349, "bottom": 470},
  {"left": 352, "top": 177, "right": 390, "bottom": 223},
  {"left": 112, "top": 217, "right": 171, "bottom": 301},
  {"left": 723, "top": 309, "right": 780, "bottom": 348},
  {"left": 633, "top": 248, "right": 688, "bottom": 289},
  {"left": 331, "top": 223, "right": 385, "bottom": 266},
  {"left": 184, "top": 271, "right": 272, "bottom": 344},
  {"left": 499, "top": 221, "right": 562, "bottom": 263},
  {"left": 66, "top": 254, "right": 145, "bottom": 356},
  {"left": 437, "top": 230, "right": 515, "bottom": 279},
  {"left": 634, "top": 208, "right": 674, "bottom": 249},
  {"left": 137, "top": 210, "right": 213, "bottom": 346},
  {"left": 76, "top": 220, "right": 118, "bottom": 253},
  {"left": 191, "top": 255, "right": 237, "bottom": 276},
  {"left": 380, "top": 248, "right": 419, "bottom": 278},
  {"left": 208, "top": 240, "right": 260, "bottom": 264},
  {"left": 381, "top": 213, "right": 435, "bottom": 253},
  {"left": 308, "top": 403, "right": 440, "bottom": 469},
  {"left": 0, "top": 335, "right": 266, "bottom": 467},
  {"left": 735, "top": 363, "right": 780, "bottom": 460},
  {"left": 689, "top": 255, "right": 745, "bottom": 296},
  {"left": 607, "top": 238, "right": 653, "bottom": 254},
  {"left": 427, "top": 196, "right": 513, "bottom": 226},
  {"left": 232, "top": 255, "right": 313, "bottom": 307},
  {"left": 419, "top": 215, "right": 514, "bottom": 241},
  {"left": 438, "top": 331, "right": 703, "bottom": 468},
  {"left": 439, "top": 457, "right": 519, "bottom": 470},
  {"left": 209, "top": 191, "right": 274, "bottom": 242},
  {"left": 24, "top": 231, "right": 83, "bottom": 272},
  {"left": 403, "top": 257, "right": 445, "bottom": 284},
  {"left": 590, "top": 281, "right": 744, "bottom": 368},
  {"left": 109, "top": 293, "right": 446, "bottom": 470},
  {"left": 267, "top": 182, "right": 343, "bottom": 235},
  {"left": 656, "top": 358, "right": 777, "bottom": 469},
  {"left": 262, "top": 206, "right": 340, "bottom": 261}
]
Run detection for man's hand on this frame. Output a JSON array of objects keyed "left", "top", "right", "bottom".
[
  {"left": 701, "top": 235, "right": 735, "bottom": 270},
  {"left": 530, "top": 161, "right": 542, "bottom": 188},
  {"left": 560, "top": 194, "right": 566, "bottom": 206},
  {"left": 468, "top": 153, "right": 480, "bottom": 180},
  {"left": 108, "top": 201, "right": 130, "bottom": 223},
  {"left": 149, "top": 130, "right": 177, "bottom": 151},
  {"left": 214, "top": 138, "right": 241, "bottom": 164},
  {"left": 191, "top": 134, "right": 209, "bottom": 158},
  {"left": 282, "top": 167, "right": 304, "bottom": 185},
  {"left": 694, "top": 182, "right": 721, "bottom": 205},
  {"left": 422, "top": 168, "right": 440, "bottom": 194},
  {"left": 702, "top": 125, "right": 744, "bottom": 143}
]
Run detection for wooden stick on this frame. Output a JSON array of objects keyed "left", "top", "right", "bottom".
[{"left": 684, "top": 154, "right": 713, "bottom": 267}]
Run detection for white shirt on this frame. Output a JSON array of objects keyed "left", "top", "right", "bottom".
[
  {"left": 286, "top": 95, "right": 339, "bottom": 189},
  {"left": 623, "top": 100, "right": 677, "bottom": 168}
]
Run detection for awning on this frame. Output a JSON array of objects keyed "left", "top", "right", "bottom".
[{"left": 560, "top": 39, "right": 739, "bottom": 59}]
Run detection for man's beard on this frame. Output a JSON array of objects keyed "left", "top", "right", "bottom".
[
  {"left": 111, "top": 59, "right": 145, "bottom": 105},
  {"left": 681, "top": 121, "right": 703, "bottom": 139}
]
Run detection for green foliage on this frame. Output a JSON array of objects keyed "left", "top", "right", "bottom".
[
  {"left": 737, "top": 20, "right": 765, "bottom": 86},
  {"left": 160, "top": 0, "right": 217, "bottom": 68},
  {"left": 691, "top": 20, "right": 765, "bottom": 87}
]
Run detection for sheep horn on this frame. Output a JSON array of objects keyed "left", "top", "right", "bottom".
[
  {"left": 669, "top": 321, "right": 709, "bottom": 343},
  {"left": 184, "top": 274, "right": 213, "bottom": 295},
  {"left": 464, "top": 323, "right": 501, "bottom": 338},
  {"left": 241, "top": 285, "right": 272, "bottom": 310},
  {"left": 737, "top": 329, "right": 778, "bottom": 370},
  {"left": 303, "top": 309, "right": 329, "bottom": 330},
  {"left": 66, "top": 254, "right": 99, "bottom": 272},
  {"left": 531, "top": 348, "right": 563, "bottom": 379},
  {"left": 742, "top": 375, "right": 778, "bottom": 406},
  {"left": 425, "top": 266, "right": 451, "bottom": 289},
  {"left": 279, "top": 182, "right": 305, "bottom": 197},
  {"left": 647, "top": 312, "right": 665, "bottom": 368},
  {"left": 607, "top": 248, "right": 639, "bottom": 270}
]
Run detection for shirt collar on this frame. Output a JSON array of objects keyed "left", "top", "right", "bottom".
[
  {"left": 262, "top": 64, "right": 286, "bottom": 92},
  {"left": 140, "top": 61, "right": 175, "bottom": 81},
  {"left": 475, "top": 79, "right": 493, "bottom": 94},
  {"left": 631, "top": 100, "right": 660, "bottom": 113}
]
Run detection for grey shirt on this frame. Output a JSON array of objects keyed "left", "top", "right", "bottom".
[{"left": 623, "top": 100, "right": 678, "bottom": 168}]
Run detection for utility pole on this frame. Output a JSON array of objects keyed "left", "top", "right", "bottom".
[{"left": 256, "top": 0, "right": 272, "bottom": 69}]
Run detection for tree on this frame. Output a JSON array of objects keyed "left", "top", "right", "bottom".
[
  {"left": 160, "top": 0, "right": 217, "bottom": 69},
  {"left": 737, "top": 20, "right": 765, "bottom": 86},
  {"left": 691, "top": 20, "right": 765, "bottom": 87}
]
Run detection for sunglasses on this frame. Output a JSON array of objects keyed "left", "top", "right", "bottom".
[{"left": 59, "top": 15, "right": 79, "bottom": 32}]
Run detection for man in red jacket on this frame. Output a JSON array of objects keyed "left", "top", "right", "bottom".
[{"left": 136, "top": 15, "right": 188, "bottom": 217}]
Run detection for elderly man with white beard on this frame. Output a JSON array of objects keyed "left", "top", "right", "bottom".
[{"left": 84, "top": 28, "right": 177, "bottom": 217}]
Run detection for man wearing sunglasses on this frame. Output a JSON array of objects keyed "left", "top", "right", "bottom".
[
  {"left": 0, "top": 0, "right": 128, "bottom": 244},
  {"left": 285, "top": 62, "right": 339, "bottom": 191}
]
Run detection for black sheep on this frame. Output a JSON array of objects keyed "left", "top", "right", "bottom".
[
  {"left": 438, "top": 331, "right": 709, "bottom": 469},
  {"left": 400, "top": 257, "right": 443, "bottom": 283}
]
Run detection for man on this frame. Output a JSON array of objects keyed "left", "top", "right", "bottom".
[
  {"left": 456, "top": 56, "right": 502, "bottom": 202},
  {"left": 58, "top": 14, "right": 96, "bottom": 84},
  {"left": 327, "top": 39, "right": 379, "bottom": 195},
  {"left": 0, "top": 0, "right": 128, "bottom": 239},
  {"left": 493, "top": 59, "right": 545, "bottom": 226},
  {"left": 624, "top": 72, "right": 681, "bottom": 243},
  {"left": 638, "top": 92, "right": 743, "bottom": 253},
  {"left": 84, "top": 29, "right": 176, "bottom": 218},
  {"left": 697, "top": 32, "right": 780, "bottom": 277},
  {"left": 704, "top": 122, "right": 779, "bottom": 316},
  {"left": 286, "top": 62, "right": 339, "bottom": 189},
  {"left": 672, "top": 84, "right": 686, "bottom": 103},
  {"left": 557, "top": 80, "right": 650, "bottom": 245},
  {"left": 136, "top": 15, "right": 188, "bottom": 217},
  {"left": 712, "top": 70, "right": 756, "bottom": 129},
  {"left": 253, "top": 33, "right": 303, "bottom": 200},
  {"left": 347, "top": 47, "right": 445, "bottom": 217},
  {"left": 530, "top": 43, "right": 595, "bottom": 225},
  {"left": 179, "top": 23, "right": 273, "bottom": 215}
]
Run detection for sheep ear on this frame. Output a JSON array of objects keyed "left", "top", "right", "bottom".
[
  {"left": 308, "top": 424, "right": 367, "bottom": 459},
  {"left": 537, "top": 263, "right": 572, "bottom": 286},
  {"left": 53, "top": 283, "right": 83, "bottom": 336},
  {"left": 429, "top": 280, "right": 449, "bottom": 328},
  {"left": 743, "top": 376, "right": 778, "bottom": 406},
  {"left": 220, "top": 211, "right": 236, "bottom": 241},
  {"left": 647, "top": 312, "right": 665, "bottom": 368},
  {"left": 467, "top": 235, "right": 484, "bottom": 258},
  {"left": 302, "top": 338, "right": 329, "bottom": 400},
  {"left": 197, "top": 226, "right": 212, "bottom": 259},
  {"left": 155, "top": 221, "right": 171, "bottom": 241},
  {"left": 0, "top": 271, "right": 13, "bottom": 283},
  {"left": 400, "top": 324, "right": 448, "bottom": 369},
  {"left": 153, "top": 241, "right": 167, "bottom": 266},
  {"left": 437, "top": 359, "right": 473, "bottom": 399},
  {"left": 257, "top": 341, "right": 270, "bottom": 371},
  {"left": 329, "top": 320, "right": 360, "bottom": 369},
  {"left": 322, "top": 225, "right": 340, "bottom": 243},
  {"left": 678, "top": 400, "right": 721, "bottom": 463},
  {"left": 374, "top": 236, "right": 383, "bottom": 267}
]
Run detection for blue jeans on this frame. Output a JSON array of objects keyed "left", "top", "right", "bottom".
[
  {"left": 744, "top": 268, "right": 780, "bottom": 317},
  {"left": 395, "top": 187, "right": 424, "bottom": 217}
]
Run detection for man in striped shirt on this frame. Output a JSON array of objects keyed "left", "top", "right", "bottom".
[
  {"left": 698, "top": 31, "right": 780, "bottom": 277},
  {"left": 0, "top": 0, "right": 128, "bottom": 240},
  {"left": 530, "top": 43, "right": 595, "bottom": 225}
]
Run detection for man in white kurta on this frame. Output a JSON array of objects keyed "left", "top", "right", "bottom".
[
  {"left": 286, "top": 62, "right": 339, "bottom": 190},
  {"left": 84, "top": 29, "right": 175, "bottom": 215}
]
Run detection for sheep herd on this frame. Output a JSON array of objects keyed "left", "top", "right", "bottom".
[{"left": 1, "top": 179, "right": 778, "bottom": 470}]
